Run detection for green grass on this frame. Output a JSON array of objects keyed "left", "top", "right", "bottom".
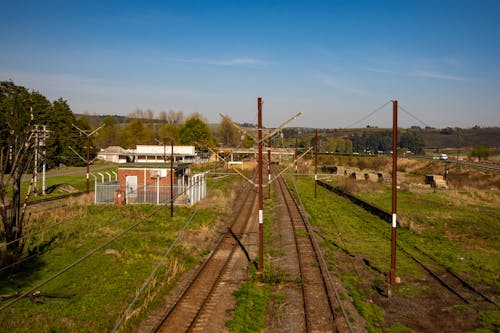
[
  {"left": 342, "top": 273, "right": 385, "bottom": 333},
  {"left": 227, "top": 267, "right": 285, "bottom": 333},
  {"left": 18, "top": 164, "right": 119, "bottom": 202},
  {"left": 288, "top": 174, "right": 500, "bottom": 332},
  {"left": 337, "top": 180, "right": 500, "bottom": 287},
  {"left": 0, "top": 174, "right": 238, "bottom": 332},
  {"left": 475, "top": 310, "right": 500, "bottom": 333}
]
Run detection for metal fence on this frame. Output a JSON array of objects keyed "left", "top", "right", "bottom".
[
  {"left": 94, "top": 172, "right": 207, "bottom": 206},
  {"left": 126, "top": 185, "right": 181, "bottom": 205},
  {"left": 95, "top": 182, "right": 119, "bottom": 204}
]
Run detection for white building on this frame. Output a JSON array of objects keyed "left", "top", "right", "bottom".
[
  {"left": 97, "top": 146, "right": 130, "bottom": 163},
  {"left": 97, "top": 145, "right": 198, "bottom": 164},
  {"left": 131, "top": 145, "right": 197, "bottom": 163}
]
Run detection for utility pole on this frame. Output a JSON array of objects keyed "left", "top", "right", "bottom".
[
  {"left": 155, "top": 137, "right": 175, "bottom": 217},
  {"left": 294, "top": 137, "right": 298, "bottom": 181},
  {"left": 267, "top": 136, "right": 271, "bottom": 199},
  {"left": 33, "top": 126, "right": 39, "bottom": 195},
  {"left": 217, "top": 101, "right": 301, "bottom": 274},
  {"left": 32, "top": 125, "right": 50, "bottom": 196},
  {"left": 41, "top": 125, "right": 48, "bottom": 195},
  {"left": 258, "top": 97, "right": 264, "bottom": 273},
  {"left": 72, "top": 124, "right": 104, "bottom": 193},
  {"left": 390, "top": 100, "right": 398, "bottom": 285},
  {"left": 170, "top": 140, "right": 174, "bottom": 218},
  {"left": 314, "top": 129, "right": 318, "bottom": 199}
]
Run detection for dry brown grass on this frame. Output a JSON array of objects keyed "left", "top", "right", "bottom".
[
  {"left": 337, "top": 177, "right": 359, "bottom": 193},
  {"left": 445, "top": 188, "right": 500, "bottom": 207},
  {"left": 353, "top": 180, "right": 385, "bottom": 193},
  {"left": 182, "top": 224, "right": 215, "bottom": 250},
  {"left": 27, "top": 201, "right": 89, "bottom": 231},
  {"left": 124, "top": 257, "right": 185, "bottom": 325}
]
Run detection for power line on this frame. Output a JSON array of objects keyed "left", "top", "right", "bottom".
[
  {"left": 0, "top": 205, "right": 164, "bottom": 312},
  {"left": 111, "top": 175, "right": 222, "bottom": 332},
  {"left": 343, "top": 100, "right": 393, "bottom": 129},
  {"left": 398, "top": 104, "right": 432, "bottom": 129},
  {"left": 71, "top": 124, "right": 105, "bottom": 193},
  {"left": 4, "top": 219, "right": 67, "bottom": 248}
]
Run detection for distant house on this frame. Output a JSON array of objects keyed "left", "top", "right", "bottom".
[
  {"left": 97, "top": 145, "right": 198, "bottom": 164},
  {"left": 130, "top": 145, "right": 197, "bottom": 164},
  {"left": 97, "top": 146, "right": 130, "bottom": 163}
]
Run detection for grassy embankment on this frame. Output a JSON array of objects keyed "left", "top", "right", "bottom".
[
  {"left": 290, "top": 174, "right": 499, "bottom": 332},
  {"left": 0, "top": 174, "right": 239, "bottom": 332},
  {"left": 11, "top": 162, "right": 118, "bottom": 202}
]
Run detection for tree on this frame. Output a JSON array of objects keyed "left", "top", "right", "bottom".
[
  {"left": 350, "top": 131, "right": 392, "bottom": 153},
  {"left": 95, "top": 116, "right": 120, "bottom": 148},
  {"left": 160, "top": 123, "right": 179, "bottom": 142},
  {"left": 162, "top": 110, "right": 184, "bottom": 124},
  {"left": 122, "top": 118, "right": 151, "bottom": 148},
  {"left": 217, "top": 115, "right": 240, "bottom": 146},
  {"left": 178, "top": 114, "right": 213, "bottom": 149},
  {"left": 0, "top": 82, "right": 35, "bottom": 263},
  {"left": 399, "top": 131, "right": 425, "bottom": 155},
  {"left": 49, "top": 99, "right": 86, "bottom": 167},
  {"left": 470, "top": 146, "right": 492, "bottom": 161}
]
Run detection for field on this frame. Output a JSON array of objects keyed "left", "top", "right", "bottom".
[
  {"left": 23, "top": 163, "right": 119, "bottom": 201},
  {"left": 1, "top": 160, "right": 499, "bottom": 332},
  {"left": 291, "top": 173, "right": 499, "bottom": 332},
  {"left": 0, "top": 174, "right": 241, "bottom": 332}
]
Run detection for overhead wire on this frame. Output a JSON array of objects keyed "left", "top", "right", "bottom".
[
  {"left": 398, "top": 104, "right": 432, "bottom": 129},
  {"left": 0, "top": 205, "right": 165, "bottom": 312},
  {"left": 342, "top": 100, "right": 393, "bottom": 129},
  {"left": 1, "top": 171, "right": 205, "bottom": 274},
  {"left": 0, "top": 207, "right": 90, "bottom": 273},
  {"left": 111, "top": 175, "right": 222, "bottom": 332}
]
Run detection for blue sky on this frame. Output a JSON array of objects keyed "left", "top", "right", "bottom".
[{"left": 1, "top": 0, "right": 499, "bottom": 128}]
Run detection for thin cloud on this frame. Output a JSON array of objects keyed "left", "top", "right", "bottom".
[
  {"left": 316, "top": 73, "right": 371, "bottom": 96},
  {"left": 411, "top": 70, "right": 465, "bottom": 81},
  {"left": 365, "top": 67, "right": 394, "bottom": 74},
  {"left": 0, "top": 70, "right": 222, "bottom": 114},
  {"left": 173, "top": 57, "right": 266, "bottom": 67}
]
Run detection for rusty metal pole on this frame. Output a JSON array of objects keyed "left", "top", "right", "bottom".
[
  {"left": 86, "top": 136, "right": 90, "bottom": 193},
  {"left": 258, "top": 97, "right": 264, "bottom": 273},
  {"left": 267, "top": 137, "right": 271, "bottom": 199},
  {"left": 170, "top": 140, "right": 174, "bottom": 218},
  {"left": 294, "top": 137, "right": 298, "bottom": 181},
  {"left": 314, "top": 129, "right": 318, "bottom": 199},
  {"left": 390, "top": 100, "right": 398, "bottom": 284}
]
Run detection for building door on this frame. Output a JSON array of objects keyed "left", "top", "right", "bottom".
[{"left": 126, "top": 176, "right": 137, "bottom": 198}]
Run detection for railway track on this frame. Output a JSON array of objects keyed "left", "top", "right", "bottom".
[
  {"left": 316, "top": 179, "right": 497, "bottom": 309},
  {"left": 25, "top": 191, "right": 88, "bottom": 210},
  {"left": 274, "top": 168, "right": 349, "bottom": 332},
  {"left": 152, "top": 180, "right": 258, "bottom": 332},
  {"left": 412, "top": 156, "right": 500, "bottom": 173},
  {"left": 398, "top": 244, "right": 497, "bottom": 307}
]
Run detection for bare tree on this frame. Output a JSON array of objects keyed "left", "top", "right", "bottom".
[
  {"left": 158, "top": 111, "right": 167, "bottom": 122},
  {"left": 218, "top": 114, "right": 241, "bottom": 146},
  {"left": 145, "top": 109, "right": 154, "bottom": 121},
  {"left": 166, "top": 110, "right": 184, "bottom": 124}
]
